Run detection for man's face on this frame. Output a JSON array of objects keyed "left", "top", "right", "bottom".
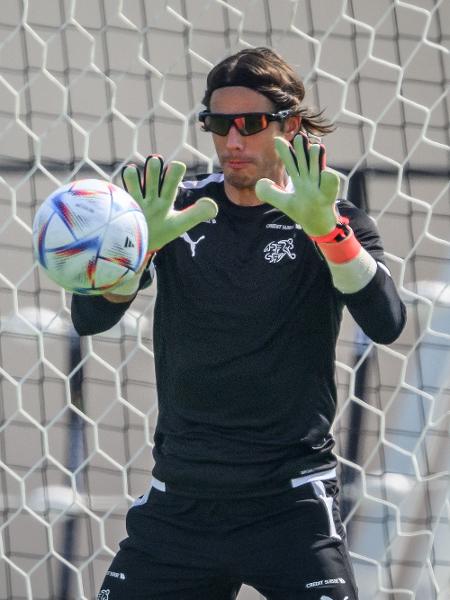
[{"left": 209, "top": 86, "right": 297, "bottom": 192}]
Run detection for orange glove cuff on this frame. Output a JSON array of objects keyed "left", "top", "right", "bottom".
[{"left": 317, "top": 228, "right": 362, "bottom": 264}]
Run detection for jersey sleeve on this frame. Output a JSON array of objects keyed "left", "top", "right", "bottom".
[
  {"left": 70, "top": 178, "right": 198, "bottom": 337},
  {"left": 335, "top": 199, "right": 407, "bottom": 345},
  {"left": 71, "top": 257, "right": 155, "bottom": 336}
]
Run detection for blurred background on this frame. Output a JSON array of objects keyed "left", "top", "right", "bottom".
[{"left": 0, "top": 1, "right": 449, "bottom": 598}]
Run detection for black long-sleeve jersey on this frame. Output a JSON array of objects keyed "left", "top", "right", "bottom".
[{"left": 72, "top": 173, "right": 406, "bottom": 499}]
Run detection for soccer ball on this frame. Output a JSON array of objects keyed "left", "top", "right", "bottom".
[{"left": 33, "top": 178, "right": 148, "bottom": 295}]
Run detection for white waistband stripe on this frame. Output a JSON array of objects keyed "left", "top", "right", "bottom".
[
  {"left": 150, "top": 469, "right": 336, "bottom": 496},
  {"left": 290, "top": 468, "right": 336, "bottom": 489},
  {"left": 151, "top": 477, "right": 166, "bottom": 492}
]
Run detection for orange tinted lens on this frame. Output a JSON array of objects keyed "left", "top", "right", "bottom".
[
  {"left": 233, "top": 116, "right": 247, "bottom": 133},
  {"left": 206, "top": 114, "right": 269, "bottom": 136},
  {"left": 239, "top": 114, "right": 267, "bottom": 135}
]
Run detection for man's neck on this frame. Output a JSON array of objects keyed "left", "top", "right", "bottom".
[{"left": 224, "top": 181, "right": 263, "bottom": 207}]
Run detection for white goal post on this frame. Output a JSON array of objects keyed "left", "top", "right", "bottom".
[{"left": 0, "top": 1, "right": 449, "bottom": 599}]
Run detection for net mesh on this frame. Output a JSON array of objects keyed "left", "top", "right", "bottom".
[{"left": 0, "top": 1, "right": 449, "bottom": 599}]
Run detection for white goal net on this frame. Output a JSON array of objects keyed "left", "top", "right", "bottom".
[{"left": 0, "top": 1, "right": 449, "bottom": 599}]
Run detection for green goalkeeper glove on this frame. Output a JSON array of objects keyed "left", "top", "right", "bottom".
[
  {"left": 255, "top": 133, "right": 340, "bottom": 237},
  {"left": 122, "top": 155, "right": 218, "bottom": 251},
  {"left": 108, "top": 155, "right": 218, "bottom": 298}
]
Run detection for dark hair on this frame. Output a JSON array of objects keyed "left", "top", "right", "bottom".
[{"left": 202, "top": 47, "right": 335, "bottom": 137}]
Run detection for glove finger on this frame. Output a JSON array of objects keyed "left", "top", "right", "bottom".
[
  {"left": 308, "top": 144, "right": 321, "bottom": 185},
  {"left": 121, "top": 165, "right": 144, "bottom": 206},
  {"left": 160, "top": 161, "right": 186, "bottom": 206},
  {"left": 148, "top": 198, "right": 218, "bottom": 250},
  {"left": 319, "top": 143, "right": 326, "bottom": 172},
  {"left": 173, "top": 197, "right": 218, "bottom": 231},
  {"left": 319, "top": 170, "right": 340, "bottom": 206},
  {"left": 293, "top": 133, "right": 310, "bottom": 177},
  {"left": 255, "top": 178, "right": 292, "bottom": 212},
  {"left": 144, "top": 155, "right": 164, "bottom": 201},
  {"left": 274, "top": 137, "right": 301, "bottom": 183}
]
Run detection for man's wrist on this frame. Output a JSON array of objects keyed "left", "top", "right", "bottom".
[
  {"left": 103, "top": 290, "right": 138, "bottom": 303},
  {"left": 315, "top": 227, "right": 362, "bottom": 264},
  {"left": 306, "top": 216, "right": 363, "bottom": 265},
  {"left": 310, "top": 220, "right": 377, "bottom": 293},
  {"left": 308, "top": 220, "right": 351, "bottom": 244},
  {"left": 325, "top": 246, "right": 378, "bottom": 293},
  {"left": 104, "top": 250, "right": 155, "bottom": 301}
]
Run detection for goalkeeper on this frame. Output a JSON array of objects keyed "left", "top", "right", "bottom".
[{"left": 72, "top": 48, "right": 406, "bottom": 600}]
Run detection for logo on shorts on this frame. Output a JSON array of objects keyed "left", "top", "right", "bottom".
[
  {"left": 97, "top": 590, "right": 110, "bottom": 600},
  {"left": 264, "top": 238, "right": 296, "bottom": 263}
]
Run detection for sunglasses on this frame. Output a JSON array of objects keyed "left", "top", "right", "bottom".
[{"left": 198, "top": 110, "right": 294, "bottom": 136}]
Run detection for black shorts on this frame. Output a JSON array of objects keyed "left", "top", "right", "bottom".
[{"left": 97, "top": 477, "right": 358, "bottom": 599}]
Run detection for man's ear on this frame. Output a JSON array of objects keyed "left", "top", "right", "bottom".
[{"left": 282, "top": 115, "right": 302, "bottom": 141}]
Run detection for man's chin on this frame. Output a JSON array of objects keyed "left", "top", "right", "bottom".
[{"left": 224, "top": 171, "right": 258, "bottom": 190}]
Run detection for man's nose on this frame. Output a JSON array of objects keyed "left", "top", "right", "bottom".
[{"left": 225, "top": 124, "right": 244, "bottom": 149}]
